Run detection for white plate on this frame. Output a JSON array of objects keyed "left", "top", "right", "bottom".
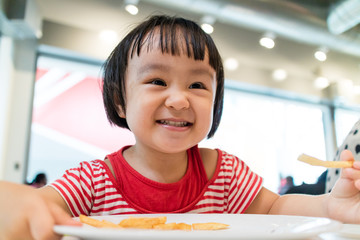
[
  {"left": 54, "top": 214, "right": 341, "bottom": 240},
  {"left": 336, "top": 224, "right": 360, "bottom": 239}
]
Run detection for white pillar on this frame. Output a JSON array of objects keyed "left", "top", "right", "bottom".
[
  {"left": 0, "top": 36, "right": 37, "bottom": 182},
  {"left": 0, "top": 37, "right": 15, "bottom": 180},
  {"left": 0, "top": 0, "right": 41, "bottom": 182}
]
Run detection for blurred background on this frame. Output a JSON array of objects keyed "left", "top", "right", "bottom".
[{"left": 0, "top": 0, "right": 360, "bottom": 193}]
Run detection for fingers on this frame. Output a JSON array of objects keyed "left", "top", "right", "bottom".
[
  {"left": 353, "top": 161, "right": 360, "bottom": 170},
  {"left": 339, "top": 150, "right": 357, "bottom": 178},
  {"left": 2, "top": 217, "right": 34, "bottom": 240},
  {"left": 30, "top": 201, "right": 81, "bottom": 240},
  {"left": 343, "top": 167, "right": 360, "bottom": 181},
  {"left": 340, "top": 156, "right": 360, "bottom": 192},
  {"left": 1, "top": 182, "right": 76, "bottom": 240},
  {"left": 355, "top": 179, "right": 360, "bottom": 189},
  {"left": 340, "top": 150, "right": 355, "bottom": 163},
  {"left": 331, "top": 150, "right": 360, "bottom": 195},
  {"left": 50, "top": 202, "right": 81, "bottom": 227},
  {"left": 29, "top": 199, "right": 61, "bottom": 240},
  {"left": 2, "top": 195, "right": 59, "bottom": 240}
]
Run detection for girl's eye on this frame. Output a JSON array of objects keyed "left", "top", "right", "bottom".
[
  {"left": 189, "top": 82, "right": 206, "bottom": 89},
  {"left": 150, "top": 79, "right": 167, "bottom": 86}
]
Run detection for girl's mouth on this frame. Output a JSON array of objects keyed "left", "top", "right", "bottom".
[{"left": 157, "top": 120, "right": 192, "bottom": 127}]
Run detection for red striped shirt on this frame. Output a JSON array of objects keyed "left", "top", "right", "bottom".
[{"left": 50, "top": 148, "right": 263, "bottom": 216}]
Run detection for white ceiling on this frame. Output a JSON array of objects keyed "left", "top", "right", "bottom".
[{"left": 35, "top": 0, "right": 360, "bottom": 104}]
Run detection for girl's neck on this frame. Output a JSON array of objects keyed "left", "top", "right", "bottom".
[{"left": 123, "top": 145, "right": 189, "bottom": 183}]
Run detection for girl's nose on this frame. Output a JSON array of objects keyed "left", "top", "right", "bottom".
[{"left": 164, "top": 90, "right": 190, "bottom": 110}]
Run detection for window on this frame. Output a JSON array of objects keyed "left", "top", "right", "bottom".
[
  {"left": 27, "top": 55, "right": 135, "bottom": 183},
  {"left": 200, "top": 88, "right": 328, "bottom": 192},
  {"left": 334, "top": 108, "right": 360, "bottom": 146}
]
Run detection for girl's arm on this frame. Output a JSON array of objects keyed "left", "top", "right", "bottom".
[
  {"left": 268, "top": 192, "right": 327, "bottom": 217},
  {"left": 246, "top": 150, "right": 360, "bottom": 223},
  {"left": 245, "top": 187, "right": 327, "bottom": 217},
  {"left": 0, "top": 181, "right": 80, "bottom": 240}
]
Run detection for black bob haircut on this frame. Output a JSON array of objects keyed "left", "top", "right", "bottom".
[{"left": 102, "top": 15, "right": 224, "bottom": 139}]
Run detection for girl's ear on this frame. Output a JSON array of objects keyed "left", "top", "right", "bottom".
[{"left": 116, "top": 105, "right": 126, "bottom": 118}]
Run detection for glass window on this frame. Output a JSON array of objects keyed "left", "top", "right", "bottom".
[
  {"left": 27, "top": 55, "right": 135, "bottom": 183},
  {"left": 200, "top": 88, "right": 327, "bottom": 192},
  {"left": 334, "top": 108, "right": 360, "bottom": 146}
]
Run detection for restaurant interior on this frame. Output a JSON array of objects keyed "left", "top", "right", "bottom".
[{"left": 1, "top": 0, "right": 360, "bottom": 193}]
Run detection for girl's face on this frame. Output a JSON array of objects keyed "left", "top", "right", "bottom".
[{"left": 120, "top": 35, "right": 216, "bottom": 153}]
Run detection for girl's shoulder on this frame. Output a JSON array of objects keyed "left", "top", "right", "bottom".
[
  {"left": 198, "top": 147, "right": 239, "bottom": 165},
  {"left": 198, "top": 147, "right": 249, "bottom": 176},
  {"left": 199, "top": 147, "right": 218, "bottom": 180},
  {"left": 199, "top": 147, "right": 240, "bottom": 179}
]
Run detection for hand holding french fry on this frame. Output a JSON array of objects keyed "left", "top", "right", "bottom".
[
  {"left": 295, "top": 150, "right": 360, "bottom": 223},
  {"left": 323, "top": 150, "right": 360, "bottom": 223}
]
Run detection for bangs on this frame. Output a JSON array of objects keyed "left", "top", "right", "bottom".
[{"left": 129, "top": 17, "right": 210, "bottom": 65}]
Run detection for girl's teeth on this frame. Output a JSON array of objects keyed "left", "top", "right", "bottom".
[{"left": 160, "top": 120, "right": 188, "bottom": 127}]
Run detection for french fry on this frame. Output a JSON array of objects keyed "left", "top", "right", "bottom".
[
  {"left": 153, "top": 222, "right": 192, "bottom": 231},
  {"left": 298, "top": 154, "right": 354, "bottom": 168},
  {"left": 119, "top": 216, "right": 167, "bottom": 229},
  {"left": 176, "top": 223, "right": 192, "bottom": 231},
  {"left": 192, "top": 222, "right": 229, "bottom": 230},
  {"left": 79, "top": 214, "right": 122, "bottom": 228},
  {"left": 153, "top": 223, "right": 178, "bottom": 230}
]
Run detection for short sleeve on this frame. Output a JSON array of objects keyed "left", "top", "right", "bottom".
[
  {"left": 224, "top": 153, "right": 263, "bottom": 213},
  {"left": 50, "top": 160, "right": 104, "bottom": 216}
]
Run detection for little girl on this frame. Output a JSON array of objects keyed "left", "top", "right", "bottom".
[{"left": 1, "top": 15, "right": 360, "bottom": 240}]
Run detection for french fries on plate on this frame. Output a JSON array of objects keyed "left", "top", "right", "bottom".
[{"left": 79, "top": 215, "right": 229, "bottom": 231}]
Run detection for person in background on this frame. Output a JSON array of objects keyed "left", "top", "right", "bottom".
[
  {"left": 286, "top": 170, "right": 327, "bottom": 195},
  {"left": 326, "top": 119, "right": 360, "bottom": 193},
  {"left": 278, "top": 176, "right": 294, "bottom": 195},
  {"left": 28, "top": 173, "right": 48, "bottom": 188},
  {"left": 1, "top": 15, "right": 360, "bottom": 240}
]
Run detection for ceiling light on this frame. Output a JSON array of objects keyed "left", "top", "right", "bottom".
[
  {"left": 224, "top": 58, "right": 239, "bottom": 71},
  {"left": 259, "top": 33, "right": 275, "bottom": 49},
  {"left": 337, "top": 78, "right": 355, "bottom": 98},
  {"left": 200, "top": 15, "right": 215, "bottom": 34},
  {"left": 314, "top": 76, "right": 330, "bottom": 89},
  {"left": 36, "top": 30, "right": 43, "bottom": 39},
  {"left": 99, "top": 30, "right": 118, "bottom": 43},
  {"left": 314, "top": 47, "right": 328, "bottom": 62},
  {"left": 353, "top": 78, "right": 360, "bottom": 95},
  {"left": 124, "top": 0, "right": 139, "bottom": 15},
  {"left": 272, "top": 68, "right": 287, "bottom": 81},
  {"left": 354, "top": 85, "right": 360, "bottom": 95},
  {"left": 201, "top": 23, "right": 214, "bottom": 34}
]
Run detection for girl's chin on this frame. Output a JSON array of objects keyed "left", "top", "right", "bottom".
[{"left": 151, "top": 142, "right": 195, "bottom": 153}]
